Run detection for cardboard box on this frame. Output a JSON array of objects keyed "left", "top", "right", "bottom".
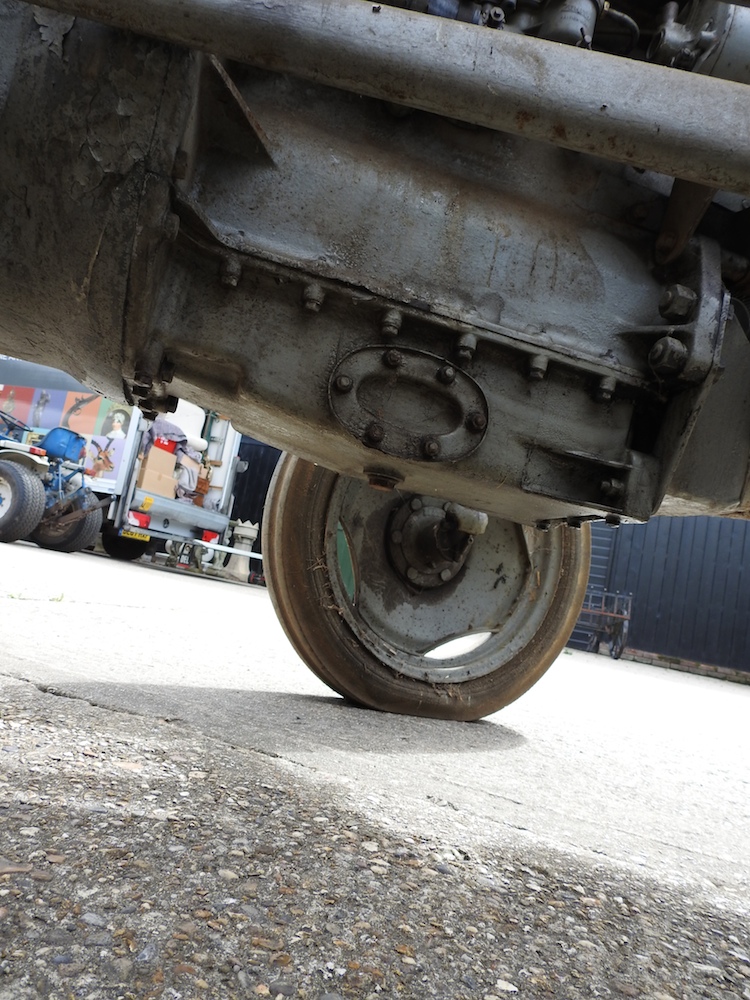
[
  {"left": 177, "top": 454, "right": 200, "bottom": 473},
  {"left": 136, "top": 467, "right": 176, "bottom": 498},
  {"left": 142, "top": 446, "right": 176, "bottom": 476}
]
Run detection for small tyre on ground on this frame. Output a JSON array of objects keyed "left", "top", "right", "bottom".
[
  {"left": 28, "top": 491, "right": 103, "bottom": 553},
  {"left": 263, "top": 455, "right": 591, "bottom": 721},
  {"left": 101, "top": 528, "right": 149, "bottom": 561},
  {"left": 0, "top": 460, "right": 46, "bottom": 543}
]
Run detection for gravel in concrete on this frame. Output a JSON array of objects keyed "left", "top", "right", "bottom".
[{"left": 2, "top": 675, "right": 749, "bottom": 1000}]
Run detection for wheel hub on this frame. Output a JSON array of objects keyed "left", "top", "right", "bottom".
[{"left": 387, "top": 496, "right": 475, "bottom": 588}]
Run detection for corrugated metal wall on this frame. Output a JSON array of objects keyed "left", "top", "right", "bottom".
[{"left": 606, "top": 516, "right": 750, "bottom": 672}]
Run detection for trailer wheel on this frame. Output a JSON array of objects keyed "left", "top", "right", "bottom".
[
  {"left": 29, "top": 492, "right": 103, "bottom": 553},
  {"left": 101, "top": 529, "right": 149, "bottom": 561},
  {"left": 0, "top": 460, "right": 46, "bottom": 543},
  {"left": 263, "top": 455, "right": 590, "bottom": 721}
]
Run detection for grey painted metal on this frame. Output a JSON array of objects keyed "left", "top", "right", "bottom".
[
  {"left": 607, "top": 516, "right": 750, "bottom": 673},
  {"left": 17, "top": 0, "right": 750, "bottom": 195},
  {"left": 0, "top": 1, "right": 746, "bottom": 533}
]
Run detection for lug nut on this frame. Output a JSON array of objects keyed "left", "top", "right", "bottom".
[
  {"left": 466, "top": 411, "right": 487, "bottom": 433},
  {"left": 364, "top": 422, "right": 384, "bottom": 445},
  {"left": 437, "top": 365, "right": 456, "bottom": 384},
  {"left": 334, "top": 374, "right": 353, "bottom": 393},
  {"left": 406, "top": 567, "right": 419, "bottom": 581},
  {"left": 382, "top": 348, "right": 403, "bottom": 368},
  {"left": 422, "top": 437, "right": 441, "bottom": 459},
  {"left": 439, "top": 568, "right": 454, "bottom": 582}
]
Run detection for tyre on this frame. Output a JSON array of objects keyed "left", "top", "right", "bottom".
[
  {"left": 29, "top": 490, "right": 103, "bottom": 553},
  {"left": 263, "top": 455, "right": 591, "bottom": 721},
  {"left": 101, "top": 528, "right": 149, "bottom": 561},
  {"left": 0, "top": 460, "right": 46, "bottom": 543}
]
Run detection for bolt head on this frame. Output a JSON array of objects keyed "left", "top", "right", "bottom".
[
  {"left": 437, "top": 365, "right": 456, "bottom": 385},
  {"left": 659, "top": 284, "right": 697, "bottom": 322},
  {"left": 334, "top": 374, "right": 353, "bottom": 393},
  {"left": 406, "top": 567, "right": 419, "bottom": 581},
  {"left": 649, "top": 336, "right": 688, "bottom": 376},
  {"left": 439, "top": 568, "right": 453, "bottom": 582},
  {"left": 383, "top": 349, "right": 403, "bottom": 369}
]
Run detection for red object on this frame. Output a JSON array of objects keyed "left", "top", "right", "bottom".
[
  {"left": 153, "top": 436, "right": 177, "bottom": 453},
  {"left": 201, "top": 530, "right": 219, "bottom": 544},
  {"left": 127, "top": 511, "right": 151, "bottom": 529}
]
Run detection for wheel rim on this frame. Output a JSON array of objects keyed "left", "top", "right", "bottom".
[
  {"left": 324, "top": 477, "right": 572, "bottom": 684},
  {"left": 0, "top": 472, "right": 12, "bottom": 521}
]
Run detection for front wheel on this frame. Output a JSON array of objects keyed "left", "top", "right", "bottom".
[
  {"left": 263, "top": 456, "right": 591, "bottom": 721},
  {"left": 0, "top": 460, "right": 46, "bottom": 542}
]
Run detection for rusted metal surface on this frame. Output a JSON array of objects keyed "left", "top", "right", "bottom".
[{"left": 14, "top": 0, "right": 750, "bottom": 195}]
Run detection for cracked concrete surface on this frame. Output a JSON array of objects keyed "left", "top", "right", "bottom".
[{"left": 2, "top": 540, "right": 749, "bottom": 915}]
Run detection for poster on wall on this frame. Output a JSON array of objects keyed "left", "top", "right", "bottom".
[{"left": 1, "top": 381, "right": 136, "bottom": 493}]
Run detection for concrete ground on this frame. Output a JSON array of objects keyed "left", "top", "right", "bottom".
[{"left": 2, "top": 540, "right": 749, "bottom": 912}]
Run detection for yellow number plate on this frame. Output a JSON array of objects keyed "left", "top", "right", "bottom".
[{"left": 121, "top": 529, "right": 150, "bottom": 542}]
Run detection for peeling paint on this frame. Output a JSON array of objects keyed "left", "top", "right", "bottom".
[{"left": 33, "top": 10, "right": 75, "bottom": 58}]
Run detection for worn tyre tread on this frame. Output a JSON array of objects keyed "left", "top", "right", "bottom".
[{"left": 263, "top": 454, "right": 591, "bottom": 721}]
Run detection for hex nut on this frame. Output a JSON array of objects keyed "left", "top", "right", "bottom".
[
  {"left": 437, "top": 365, "right": 456, "bottom": 385},
  {"left": 334, "top": 374, "right": 354, "bottom": 393},
  {"left": 382, "top": 349, "right": 403, "bottom": 368},
  {"left": 659, "top": 283, "right": 697, "bottom": 322},
  {"left": 649, "top": 336, "right": 688, "bottom": 376}
]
